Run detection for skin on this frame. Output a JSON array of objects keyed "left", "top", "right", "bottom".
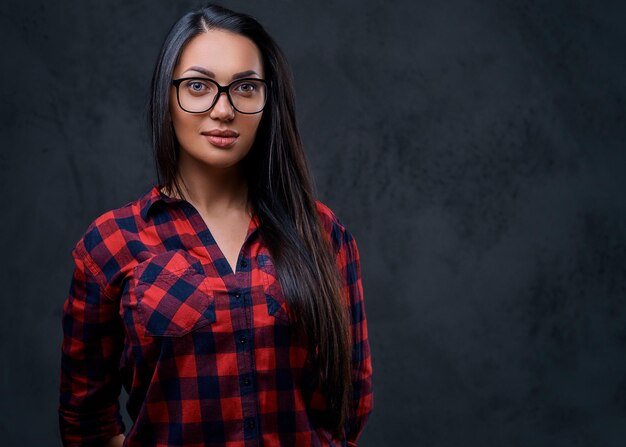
[
  {"left": 167, "top": 29, "right": 266, "bottom": 273},
  {"left": 169, "top": 29, "right": 264, "bottom": 198},
  {"left": 105, "top": 434, "right": 124, "bottom": 447},
  {"left": 104, "top": 29, "right": 265, "bottom": 447}
]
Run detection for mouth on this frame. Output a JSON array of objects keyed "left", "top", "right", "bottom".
[
  {"left": 201, "top": 129, "right": 239, "bottom": 148},
  {"left": 203, "top": 135, "right": 238, "bottom": 148}
]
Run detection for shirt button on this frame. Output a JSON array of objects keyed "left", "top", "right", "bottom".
[
  {"left": 247, "top": 419, "right": 256, "bottom": 429},
  {"left": 243, "top": 377, "right": 251, "bottom": 386},
  {"left": 239, "top": 335, "right": 247, "bottom": 344},
  {"left": 240, "top": 259, "right": 248, "bottom": 268},
  {"left": 234, "top": 292, "right": 241, "bottom": 299}
]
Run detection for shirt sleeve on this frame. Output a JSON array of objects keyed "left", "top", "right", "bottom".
[
  {"left": 58, "top": 239, "right": 126, "bottom": 447},
  {"left": 335, "top": 226, "right": 374, "bottom": 446}
]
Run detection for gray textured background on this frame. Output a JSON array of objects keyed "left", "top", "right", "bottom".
[{"left": 1, "top": 0, "right": 625, "bottom": 446}]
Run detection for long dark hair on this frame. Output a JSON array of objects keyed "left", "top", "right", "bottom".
[{"left": 148, "top": 3, "right": 352, "bottom": 436}]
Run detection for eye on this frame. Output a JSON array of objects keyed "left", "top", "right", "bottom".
[
  {"left": 239, "top": 83, "right": 255, "bottom": 92},
  {"left": 232, "top": 81, "right": 258, "bottom": 95},
  {"left": 183, "top": 79, "right": 213, "bottom": 95}
]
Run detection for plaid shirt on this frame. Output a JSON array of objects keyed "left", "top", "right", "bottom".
[{"left": 59, "top": 185, "right": 373, "bottom": 447}]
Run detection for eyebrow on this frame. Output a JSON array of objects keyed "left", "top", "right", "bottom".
[{"left": 182, "top": 66, "right": 260, "bottom": 80}]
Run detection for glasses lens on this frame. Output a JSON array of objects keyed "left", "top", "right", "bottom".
[
  {"left": 177, "top": 79, "right": 218, "bottom": 113},
  {"left": 228, "top": 79, "right": 267, "bottom": 113}
]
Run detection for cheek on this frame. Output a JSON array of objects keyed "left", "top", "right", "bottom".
[
  {"left": 170, "top": 106, "right": 197, "bottom": 140},
  {"left": 170, "top": 113, "right": 187, "bottom": 142},
  {"left": 246, "top": 115, "right": 263, "bottom": 139}
]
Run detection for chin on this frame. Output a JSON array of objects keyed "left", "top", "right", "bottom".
[{"left": 198, "top": 154, "right": 247, "bottom": 170}]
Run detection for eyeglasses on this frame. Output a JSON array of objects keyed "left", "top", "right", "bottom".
[{"left": 171, "top": 77, "right": 268, "bottom": 114}]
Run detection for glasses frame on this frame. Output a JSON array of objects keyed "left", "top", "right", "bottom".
[{"left": 171, "top": 77, "right": 269, "bottom": 115}]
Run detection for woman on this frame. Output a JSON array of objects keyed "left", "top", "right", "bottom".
[{"left": 59, "top": 4, "right": 373, "bottom": 446}]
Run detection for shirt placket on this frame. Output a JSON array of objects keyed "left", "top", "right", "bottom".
[
  {"left": 228, "top": 261, "right": 261, "bottom": 444},
  {"left": 181, "top": 202, "right": 261, "bottom": 445}
]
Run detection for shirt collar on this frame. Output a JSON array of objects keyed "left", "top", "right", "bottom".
[
  {"left": 139, "top": 184, "right": 181, "bottom": 221},
  {"left": 139, "top": 185, "right": 261, "bottom": 238}
]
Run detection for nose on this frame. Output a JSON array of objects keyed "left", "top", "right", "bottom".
[{"left": 210, "top": 91, "right": 235, "bottom": 121}]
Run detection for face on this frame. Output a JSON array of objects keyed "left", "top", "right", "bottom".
[{"left": 170, "top": 30, "right": 265, "bottom": 172}]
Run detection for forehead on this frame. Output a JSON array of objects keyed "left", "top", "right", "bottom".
[{"left": 174, "top": 29, "right": 263, "bottom": 80}]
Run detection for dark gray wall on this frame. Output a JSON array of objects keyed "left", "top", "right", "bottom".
[{"left": 1, "top": 1, "right": 625, "bottom": 445}]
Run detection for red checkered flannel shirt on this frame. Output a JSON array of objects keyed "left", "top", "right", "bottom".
[{"left": 59, "top": 185, "right": 373, "bottom": 447}]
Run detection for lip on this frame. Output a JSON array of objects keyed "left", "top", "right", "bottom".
[
  {"left": 202, "top": 129, "right": 239, "bottom": 137},
  {"left": 201, "top": 129, "right": 239, "bottom": 148}
]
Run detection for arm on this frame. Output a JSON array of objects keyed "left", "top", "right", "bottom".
[
  {"left": 58, "top": 241, "right": 126, "bottom": 446},
  {"left": 335, "top": 227, "right": 374, "bottom": 446}
]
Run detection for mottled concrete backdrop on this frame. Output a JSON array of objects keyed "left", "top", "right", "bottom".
[{"left": 1, "top": 0, "right": 625, "bottom": 445}]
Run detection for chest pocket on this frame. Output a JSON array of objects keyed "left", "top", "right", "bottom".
[
  {"left": 257, "top": 254, "right": 291, "bottom": 323},
  {"left": 133, "top": 251, "right": 215, "bottom": 337}
]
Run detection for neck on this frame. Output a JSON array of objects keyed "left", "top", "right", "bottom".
[{"left": 164, "top": 153, "right": 250, "bottom": 218}]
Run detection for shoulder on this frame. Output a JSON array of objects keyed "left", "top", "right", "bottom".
[
  {"left": 72, "top": 188, "right": 153, "bottom": 279},
  {"left": 314, "top": 199, "right": 354, "bottom": 256}
]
